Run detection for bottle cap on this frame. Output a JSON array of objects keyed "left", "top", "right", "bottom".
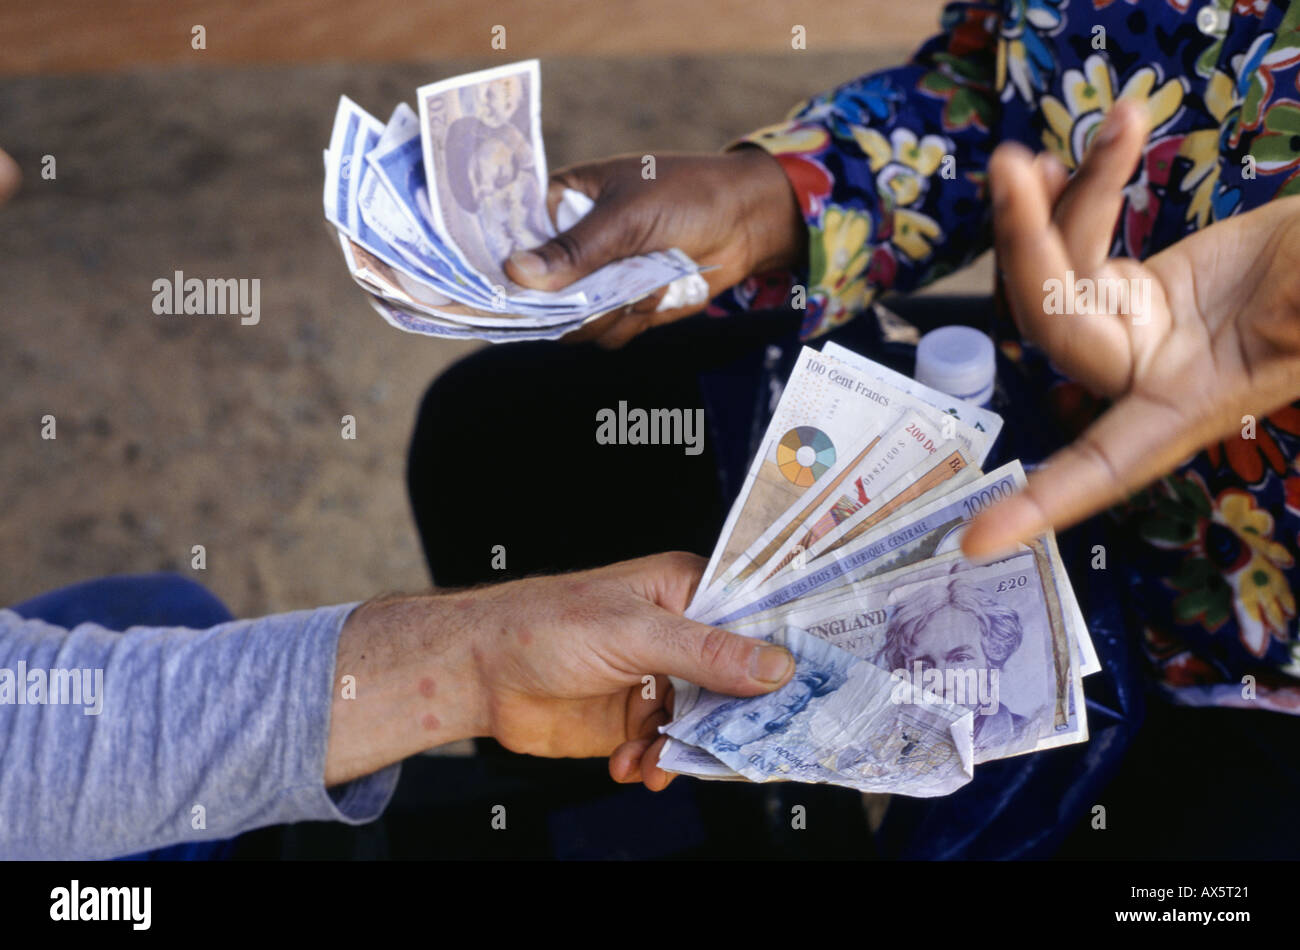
[{"left": 914, "top": 325, "right": 995, "bottom": 406}]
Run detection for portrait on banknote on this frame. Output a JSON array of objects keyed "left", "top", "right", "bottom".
[
  {"left": 881, "top": 560, "right": 1055, "bottom": 761},
  {"left": 420, "top": 63, "right": 552, "bottom": 282},
  {"left": 442, "top": 118, "right": 548, "bottom": 261},
  {"left": 692, "top": 665, "right": 848, "bottom": 755}
]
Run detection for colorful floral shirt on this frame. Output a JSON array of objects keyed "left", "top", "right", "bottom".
[{"left": 715, "top": 0, "right": 1300, "bottom": 712}]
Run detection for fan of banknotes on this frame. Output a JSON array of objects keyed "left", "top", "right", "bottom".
[
  {"left": 322, "top": 59, "right": 705, "bottom": 342},
  {"left": 660, "top": 341, "right": 1098, "bottom": 797}
]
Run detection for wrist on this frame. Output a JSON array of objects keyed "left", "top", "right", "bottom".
[
  {"left": 325, "top": 592, "right": 490, "bottom": 786},
  {"left": 727, "top": 144, "right": 807, "bottom": 275}
]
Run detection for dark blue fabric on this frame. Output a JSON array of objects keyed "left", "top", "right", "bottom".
[
  {"left": 10, "top": 572, "right": 235, "bottom": 632},
  {"left": 9, "top": 573, "right": 238, "bottom": 860}
]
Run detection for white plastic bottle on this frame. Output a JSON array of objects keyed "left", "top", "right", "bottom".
[{"left": 914, "top": 325, "right": 996, "bottom": 408}]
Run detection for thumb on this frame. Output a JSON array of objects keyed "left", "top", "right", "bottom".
[
  {"left": 504, "top": 194, "right": 639, "bottom": 292},
  {"left": 631, "top": 609, "right": 795, "bottom": 698},
  {"left": 961, "top": 386, "right": 1202, "bottom": 559}
]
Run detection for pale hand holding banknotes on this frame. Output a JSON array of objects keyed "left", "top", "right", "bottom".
[
  {"left": 321, "top": 59, "right": 704, "bottom": 343},
  {"left": 660, "top": 341, "right": 1098, "bottom": 798}
]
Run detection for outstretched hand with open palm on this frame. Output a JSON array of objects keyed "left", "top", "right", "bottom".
[{"left": 964, "top": 101, "right": 1300, "bottom": 558}]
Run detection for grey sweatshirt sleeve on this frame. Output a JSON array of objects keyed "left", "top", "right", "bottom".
[{"left": 0, "top": 603, "right": 401, "bottom": 859}]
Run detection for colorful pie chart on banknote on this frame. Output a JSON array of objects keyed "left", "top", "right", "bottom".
[{"left": 777, "top": 426, "right": 835, "bottom": 487}]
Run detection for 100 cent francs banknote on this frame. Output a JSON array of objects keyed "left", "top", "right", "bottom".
[{"left": 659, "top": 341, "right": 1097, "bottom": 796}]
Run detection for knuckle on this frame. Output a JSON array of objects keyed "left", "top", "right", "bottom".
[
  {"left": 1073, "top": 434, "right": 1126, "bottom": 490},
  {"left": 659, "top": 550, "right": 706, "bottom": 576},
  {"left": 546, "top": 231, "right": 585, "bottom": 270},
  {"left": 699, "top": 626, "right": 740, "bottom": 671}
]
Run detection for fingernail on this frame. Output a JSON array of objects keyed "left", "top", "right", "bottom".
[
  {"left": 1092, "top": 108, "right": 1125, "bottom": 148},
  {"left": 751, "top": 645, "right": 794, "bottom": 685},
  {"left": 1040, "top": 152, "right": 1068, "bottom": 181},
  {"left": 963, "top": 498, "right": 1042, "bottom": 563},
  {"left": 508, "top": 249, "right": 548, "bottom": 281},
  {"left": 963, "top": 536, "right": 1023, "bottom": 565}
]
